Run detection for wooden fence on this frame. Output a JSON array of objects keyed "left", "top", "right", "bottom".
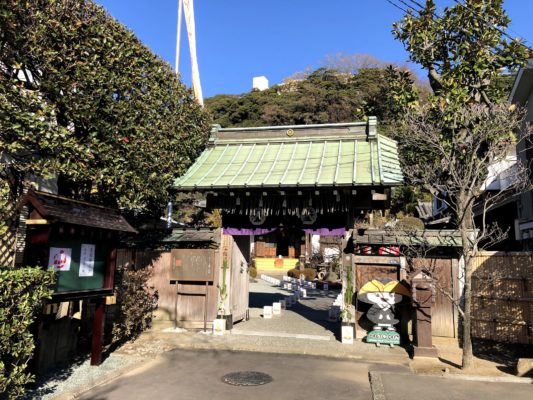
[
  {"left": 471, "top": 252, "right": 533, "bottom": 344},
  {"left": 0, "top": 204, "right": 18, "bottom": 267}
]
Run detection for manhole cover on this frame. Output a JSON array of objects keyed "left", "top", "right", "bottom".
[{"left": 222, "top": 371, "right": 273, "bottom": 386}]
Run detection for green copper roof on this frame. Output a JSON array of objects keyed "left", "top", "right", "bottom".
[{"left": 175, "top": 121, "right": 403, "bottom": 190}]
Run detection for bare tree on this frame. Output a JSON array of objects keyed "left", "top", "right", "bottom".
[{"left": 396, "top": 103, "right": 532, "bottom": 369}]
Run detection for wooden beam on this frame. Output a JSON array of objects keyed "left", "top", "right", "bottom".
[
  {"left": 90, "top": 297, "right": 105, "bottom": 366},
  {"left": 26, "top": 219, "right": 50, "bottom": 225}
]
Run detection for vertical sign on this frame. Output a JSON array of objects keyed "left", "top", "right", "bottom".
[{"left": 79, "top": 244, "right": 96, "bottom": 277}]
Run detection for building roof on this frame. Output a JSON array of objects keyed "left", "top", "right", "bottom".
[
  {"left": 175, "top": 120, "right": 403, "bottom": 191},
  {"left": 19, "top": 190, "right": 137, "bottom": 233},
  {"left": 123, "top": 228, "right": 220, "bottom": 248},
  {"left": 354, "top": 229, "right": 469, "bottom": 247}
]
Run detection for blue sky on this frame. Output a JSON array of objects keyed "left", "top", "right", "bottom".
[{"left": 96, "top": 0, "right": 533, "bottom": 98}]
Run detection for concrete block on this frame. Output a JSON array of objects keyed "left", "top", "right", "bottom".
[
  {"left": 263, "top": 306, "right": 273, "bottom": 319},
  {"left": 213, "top": 319, "right": 226, "bottom": 335},
  {"left": 341, "top": 325, "right": 354, "bottom": 344},
  {"left": 517, "top": 358, "right": 533, "bottom": 377}
]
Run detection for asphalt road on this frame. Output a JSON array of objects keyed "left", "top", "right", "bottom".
[
  {"left": 79, "top": 348, "right": 390, "bottom": 400},
  {"left": 78, "top": 348, "right": 533, "bottom": 400}
]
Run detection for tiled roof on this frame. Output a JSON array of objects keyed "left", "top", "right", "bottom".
[
  {"left": 21, "top": 191, "right": 137, "bottom": 233},
  {"left": 175, "top": 121, "right": 403, "bottom": 190}
]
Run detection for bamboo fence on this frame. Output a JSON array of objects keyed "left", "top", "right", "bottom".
[{"left": 471, "top": 252, "right": 533, "bottom": 344}]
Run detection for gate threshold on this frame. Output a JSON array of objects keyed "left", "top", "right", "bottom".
[{"left": 231, "top": 330, "right": 332, "bottom": 341}]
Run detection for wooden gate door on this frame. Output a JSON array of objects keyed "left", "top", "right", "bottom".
[
  {"left": 415, "top": 257, "right": 456, "bottom": 338},
  {"left": 230, "top": 235, "right": 250, "bottom": 323},
  {"left": 171, "top": 249, "right": 218, "bottom": 329}
]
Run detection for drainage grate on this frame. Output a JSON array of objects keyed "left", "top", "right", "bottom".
[{"left": 221, "top": 371, "right": 273, "bottom": 386}]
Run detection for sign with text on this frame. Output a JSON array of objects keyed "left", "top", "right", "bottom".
[{"left": 79, "top": 244, "right": 96, "bottom": 277}]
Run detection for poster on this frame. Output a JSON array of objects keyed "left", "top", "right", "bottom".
[
  {"left": 48, "top": 247, "right": 72, "bottom": 271},
  {"left": 79, "top": 244, "right": 96, "bottom": 277}
]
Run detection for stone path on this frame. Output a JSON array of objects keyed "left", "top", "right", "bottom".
[{"left": 232, "top": 279, "right": 339, "bottom": 340}]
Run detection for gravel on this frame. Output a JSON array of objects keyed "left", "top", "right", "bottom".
[{"left": 24, "top": 353, "right": 143, "bottom": 400}]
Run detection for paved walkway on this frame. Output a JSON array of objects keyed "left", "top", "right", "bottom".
[{"left": 232, "top": 279, "right": 340, "bottom": 340}]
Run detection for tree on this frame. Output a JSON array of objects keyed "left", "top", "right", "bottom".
[
  {"left": 393, "top": 0, "right": 526, "bottom": 109},
  {"left": 392, "top": 0, "right": 529, "bottom": 369},
  {"left": 205, "top": 62, "right": 429, "bottom": 130},
  {"left": 396, "top": 104, "right": 531, "bottom": 367},
  {"left": 0, "top": 0, "right": 210, "bottom": 215}
]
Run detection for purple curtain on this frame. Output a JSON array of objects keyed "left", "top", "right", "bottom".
[
  {"left": 303, "top": 228, "right": 346, "bottom": 236},
  {"left": 223, "top": 227, "right": 278, "bottom": 236}
]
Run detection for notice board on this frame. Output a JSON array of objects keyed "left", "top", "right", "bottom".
[
  {"left": 47, "top": 238, "right": 107, "bottom": 293},
  {"left": 170, "top": 249, "right": 215, "bottom": 282}
]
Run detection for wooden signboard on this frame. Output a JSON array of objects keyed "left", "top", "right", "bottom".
[
  {"left": 171, "top": 249, "right": 215, "bottom": 282},
  {"left": 48, "top": 238, "right": 107, "bottom": 293}
]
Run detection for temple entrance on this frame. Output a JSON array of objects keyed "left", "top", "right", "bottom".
[
  {"left": 253, "top": 227, "right": 306, "bottom": 273},
  {"left": 173, "top": 120, "right": 404, "bottom": 342}
]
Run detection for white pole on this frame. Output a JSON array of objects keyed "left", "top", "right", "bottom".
[
  {"left": 175, "top": 0, "right": 183, "bottom": 73},
  {"left": 183, "top": 0, "right": 204, "bottom": 106}
]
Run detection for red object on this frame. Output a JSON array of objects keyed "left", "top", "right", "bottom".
[
  {"left": 91, "top": 298, "right": 105, "bottom": 366},
  {"left": 122, "top": 136, "right": 129, "bottom": 143},
  {"left": 378, "top": 246, "right": 400, "bottom": 256},
  {"left": 361, "top": 246, "right": 372, "bottom": 254}
]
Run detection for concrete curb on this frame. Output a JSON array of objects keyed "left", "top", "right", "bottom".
[
  {"left": 368, "top": 371, "right": 386, "bottom": 400},
  {"left": 421, "top": 372, "right": 533, "bottom": 384},
  {"left": 381, "top": 370, "right": 533, "bottom": 384}
]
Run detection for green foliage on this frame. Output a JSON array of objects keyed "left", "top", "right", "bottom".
[
  {"left": 205, "top": 65, "right": 427, "bottom": 131},
  {"left": 112, "top": 264, "right": 158, "bottom": 344},
  {"left": 343, "top": 266, "right": 354, "bottom": 309},
  {"left": 393, "top": 0, "right": 527, "bottom": 111},
  {"left": 217, "top": 260, "right": 228, "bottom": 314},
  {"left": 391, "top": 186, "right": 429, "bottom": 216},
  {"left": 248, "top": 266, "right": 257, "bottom": 279},
  {"left": 0, "top": 0, "right": 210, "bottom": 214},
  {"left": 0, "top": 267, "right": 54, "bottom": 399},
  {"left": 391, "top": 0, "right": 527, "bottom": 178},
  {"left": 287, "top": 268, "right": 317, "bottom": 281},
  {"left": 396, "top": 216, "right": 425, "bottom": 231}
]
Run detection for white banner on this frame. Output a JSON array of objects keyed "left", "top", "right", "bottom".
[{"left": 79, "top": 244, "right": 96, "bottom": 277}]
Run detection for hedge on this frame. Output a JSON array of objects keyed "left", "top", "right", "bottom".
[{"left": 0, "top": 267, "right": 54, "bottom": 399}]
